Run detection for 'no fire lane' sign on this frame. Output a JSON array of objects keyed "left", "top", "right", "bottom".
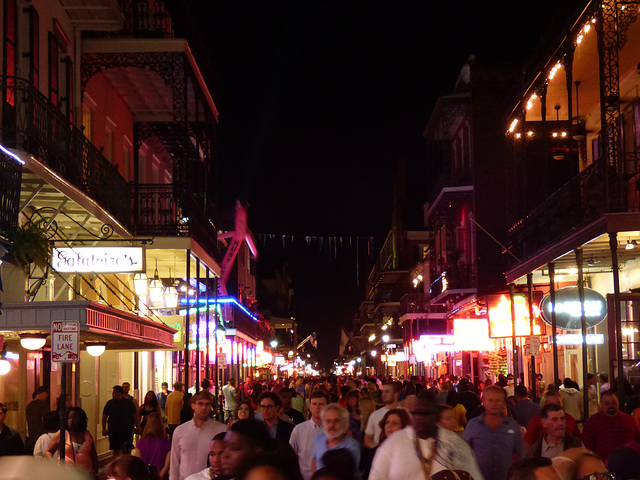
[{"left": 51, "top": 321, "right": 80, "bottom": 363}]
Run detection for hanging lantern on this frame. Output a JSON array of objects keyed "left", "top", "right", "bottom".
[
  {"left": 133, "top": 273, "right": 148, "bottom": 295},
  {"left": 148, "top": 260, "right": 164, "bottom": 305},
  {"left": 165, "top": 285, "right": 179, "bottom": 308}
]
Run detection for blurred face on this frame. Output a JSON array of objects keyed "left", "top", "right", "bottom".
[
  {"left": 208, "top": 439, "right": 225, "bottom": 475},
  {"left": 68, "top": 410, "right": 78, "bottom": 430},
  {"left": 367, "top": 382, "right": 376, "bottom": 392},
  {"left": 309, "top": 397, "right": 327, "bottom": 421},
  {"left": 222, "top": 432, "right": 256, "bottom": 477},
  {"left": 437, "top": 409, "right": 457, "bottom": 431},
  {"left": 347, "top": 395, "right": 359, "bottom": 408},
  {"left": 65, "top": 395, "right": 72, "bottom": 408},
  {"left": 323, "top": 409, "right": 345, "bottom": 439},
  {"left": 384, "top": 413, "right": 404, "bottom": 438},
  {"left": 381, "top": 385, "right": 395, "bottom": 405},
  {"left": 412, "top": 397, "right": 438, "bottom": 439},
  {"left": 0, "top": 409, "right": 5, "bottom": 426},
  {"left": 145, "top": 392, "right": 155, "bottom": 403},
  {"left": 483, "top": 390, "right": 505, "bottom": 415},
  {"left": 279, "top": 392, "right": 292, "bottom": 409},
  {"left": 123, "top": 384, "right": 130, "bottom": 395},
  {"left": 601, "top": 394, "right": 619, "bottom": 416},
  {"left": 192, "top": 398, "right": 213, "bottom": 421},
  {"left": 576, "top": 456, "right": 607, "bottom": 478},
  {"left": 260, "top": 398, "right": 278, "bottom": 422},
  {"left": 237, "top": 403, "right": 251, "bottom": 420},
  {"left": 112, "top": 389, "right": 123, "bottom": 401},
  {"left": 545, "top": 395, "right": 562, "bottom": 407},
  {"left": 541, "top": 410, "right": 566, "bottom": 438}
]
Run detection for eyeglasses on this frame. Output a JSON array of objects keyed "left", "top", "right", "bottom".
[
  {"left": 577, "top": 473, "right": 617, "bottom": 480},
  {"left": 260, "top": 404, "right": 275, "bottom": 409}
]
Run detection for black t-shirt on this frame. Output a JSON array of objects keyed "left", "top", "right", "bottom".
[
  {"left": 0, "top": 425, "right": 25, "bottom": 456},
  {"left": 103, "top": 398, "right": 136, "bottom": 433}
]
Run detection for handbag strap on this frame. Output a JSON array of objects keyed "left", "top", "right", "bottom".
[{"left": 415, "top": 434, "right": 436, "bottom": 480}]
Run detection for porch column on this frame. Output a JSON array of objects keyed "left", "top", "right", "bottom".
[
  {"left": 509, "top": 283, "right": 518, "bottom": 381},
  {"left": 609, "top": 232, "right": 625, "bottom": 408},
  {"left": 575, "top": 248, "right": 590, "bottom": 418},
  {"left": 527, "top": 273, "right": 536, "bottom": 399},
  {"left": 184, "top": 249, "right": 190, "bottom": 389},
  {"left": 195, "top": 258, "right": 200, "bottom": 391},
  {"left": 206, "top": 267, "right": 210, "bottom": 381},
  {"left": 549, "top": 262, "right": 559, "bottom": 384}
]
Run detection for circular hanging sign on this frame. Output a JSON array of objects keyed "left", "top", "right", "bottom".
[{"left": 540, "top": 286, "right": 607, "bottom": 331}]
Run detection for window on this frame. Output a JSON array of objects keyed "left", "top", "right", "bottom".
[
  {"left": 3, "top": 0, "right": 17, "bottom": 105},
  {"left": 28, "top": 7, "right": 39, "bottom": 88},
  {"left": 82, "top": 94, "right": 96, "bottom": 141},
  {"left": 48, "top": 33, "right": 59, "bottom": 106},
  {"left": 64, "top": 57, "right": 73, "bottom": 121}
]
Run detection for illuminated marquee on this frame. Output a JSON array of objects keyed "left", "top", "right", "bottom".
[
  {"left": 540, "top": 287, "right": 607, "bottom": 330},
  {"left": 52, "top": 247, "right": 144, "bottom": 273},
  {"left": 453, "top": 319, "right": 495, "bottom": 351},
  {"left": 488, "top": 294, "right": 543, "bottom": 338}
]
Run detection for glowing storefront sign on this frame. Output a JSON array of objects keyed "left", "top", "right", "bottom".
[
  {"left": 488, "top": 295, "right": 542, "bottom": 338},
  {"left": 52, "top": 247, "right": 144, "bottom": 273},
  {"left": 550, "top": 334, "right": 605, "bottom": 345},
  {"left": 413, "top": 335, "right": 455, "bottom": 362},
  {"left": 453, "top": 319, "right": 495, "bottom": 351},
  {"left": 540, "top": 287, "right": 607, "bottom": 330}
]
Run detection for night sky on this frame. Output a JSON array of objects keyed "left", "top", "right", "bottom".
[{"left": 195, "top": 1, "right": 586, "bottom": 366}]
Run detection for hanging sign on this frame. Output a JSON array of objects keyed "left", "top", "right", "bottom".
[
  {"left": 540, "top": 287, "right": 607, "bottom": 331},
  {"left": 51, "top": 321, "right": 79, "bottom": 363},
  {"left": 52, "top": 247, "right": 145, "bottom": 273}
]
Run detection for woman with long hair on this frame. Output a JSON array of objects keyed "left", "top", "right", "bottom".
[
  {"left": 362, "top": 408, "right": 412, "bottom": 479},
  {"left": 139, "top": 391, "right": 162, "bottom": 432},
  {"left": 133, "top": 413, "right": 171, "bottom": 479},
  {"left": 345, "top": 390, "right": 362, "bottom": 441},
  {"left": 229, "top": 400, "right": 254, "bottom": 426},
  {"left": 106, "top": 455, "right": 161, "bottom": 480},
  {"left": 358, "top": 396, "right": 375, "bottom": 436},
  {"left": 445, "top": 390, "right": 467, "bottom": 433},
  {"left": 46, "top": 407, "right": 98, "bottom": 476}
]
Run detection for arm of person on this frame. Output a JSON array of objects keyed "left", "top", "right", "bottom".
[
  {"left": 312, "top": 459, "right": 317, "bottom": 473},
  {"left": 160, "top": 450, "right": 171, "bottom": 479},
  {"left": 102, "top": 414, "right": 108, "bottom": 436},
  {"left": 45, "top": 431, "right": 61, "bottom": 458},
  {"left": 514, "top": 422, "right": 526, "bottom": 460},
  {"left": 169, "top": 430, "right": 180, "bottom": 480},
  {"left": 364, "top": 433, "right": 377, "bottom": 449},
  {"left": 90, "top": 439, "right": 99, "bottom": 475},
  {"left": 368, "top": 444, "right": 390, "bottom": 480},
  {"left": 524, "top": 416, "right": 542, "bottom": 446}
]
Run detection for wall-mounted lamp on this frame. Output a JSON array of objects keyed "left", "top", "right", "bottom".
[
  {"left": 20, "top": 333, "right": 47, "bottom": 350},
  {"left": 85, "top": 342, "right": 107, "bottom": 357}
]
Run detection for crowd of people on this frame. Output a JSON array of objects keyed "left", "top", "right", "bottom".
[{"left": 3, "top": 372, "right": 640, "bottom": 480}]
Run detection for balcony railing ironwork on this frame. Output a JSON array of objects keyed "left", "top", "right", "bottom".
[
  {"left": 89, "top": 0, "right": 174, "bottom": 38},
  {"left": 0, "top": 76, "right": 131, "bottom": 229},
  {"left": 400, "top": 293, "right": 431, "bottom": 316},
  {"left": 134, "top": 184, "right": 218, "bottom": 256},
  {"left": 508, "top": 154, "right": 640, "bottom": 262},
  {"left": 0, "top": 148, "right": 21, "bottom": 243}
]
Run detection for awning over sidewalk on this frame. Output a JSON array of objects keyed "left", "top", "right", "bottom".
[{"left": 0, "top": 300, "right": 176, "bottom": 350}]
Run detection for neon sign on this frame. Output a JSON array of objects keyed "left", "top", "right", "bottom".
[
  {"left": 52, "top": 247, "right": 144, "bottom": 273},
  {"left": 540, "top": 287, "right": 607, "bottom": 330},
  {"left": 488, "top": 295, "right": 542, "bottom": 338}
]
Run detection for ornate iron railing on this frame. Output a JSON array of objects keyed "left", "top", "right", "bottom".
[
  {"left": 0, "top": 148, "right": 22, "bottom": 244},
  {"left": 90, "top": 0, "right": 174, "bottom": 38},
  {"left": 508, "top": 154, "right": 639, "bottom": 262},
  {"left": 0, "top": 76, "right": 132, "bottom": 229},
  {"left": 134, "top": 183, "right": 218, "bottom": 256}
]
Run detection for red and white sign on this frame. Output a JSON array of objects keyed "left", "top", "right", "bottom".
[{"left": 51, "top": 321, "right": 80, "bottom": 363}]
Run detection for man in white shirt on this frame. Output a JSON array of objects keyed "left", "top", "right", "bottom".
[
  {"left": 364, "top": 381, "right": 401, "bottom": 448},
  {"left": 170, "top": 390, "right": 227, "bottom": 480},
  {"left": 222, "top": 378, "right": 238, "bottom": 423},
  {"left": 369, "top": 392, "right": 484, "bottom": 480},
  {"left": 290, "top": 390, "right": 329, "bottom": 480}
]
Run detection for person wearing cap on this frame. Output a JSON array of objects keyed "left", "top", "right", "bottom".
[{"left": 166, "top": 382, "right": 185, "bottom": 438}]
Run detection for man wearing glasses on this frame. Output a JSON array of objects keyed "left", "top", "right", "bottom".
[
  {"left": 258, "top": 391, "right": 295, "bottom": 443},
  {"left": 170, "top": 390, "right": 227, "bottom": 480},
  {"left": 369, "top": 392, "right": 483, "bottom": 480}
]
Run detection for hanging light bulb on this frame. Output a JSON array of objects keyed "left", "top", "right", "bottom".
[
  {"left": 148, "top": 260, "right": 164, "bottom": 305},
  {"left": 133, "top": 273, "right": 148, "bottom": 295},
  {"left": 164, "top": 269, "right": 178, "bottom": 308}
]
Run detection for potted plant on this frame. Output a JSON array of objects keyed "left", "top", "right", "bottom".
[{"left": 3, "top": 219, "right": 51, "bottom": 270}]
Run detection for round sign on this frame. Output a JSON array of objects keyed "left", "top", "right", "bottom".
[{"left": 540, "top": 287, "right": 607, "bottom": 331}]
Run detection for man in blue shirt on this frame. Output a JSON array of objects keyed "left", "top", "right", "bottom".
[
  {"left": 312, "top": 403, "right": 360, "bottom": 476},
  {"left": 464, "top": 385, "right": 525, "bottom": 480}
]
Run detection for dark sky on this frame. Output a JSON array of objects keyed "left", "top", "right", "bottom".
[{"left": 195, "top": 1, "right": 586, "bottom": 365}]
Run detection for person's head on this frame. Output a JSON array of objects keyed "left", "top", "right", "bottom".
[
  {"left": 228, "top": 378, "right": 236, "bottom": 387},
  {"left": 600, "top": 390, "right": 620, "bottom": 416},
  {"left": 506, "top": 374, "right": 514, "bottom": 385},
  {"left": 321, "top": 404, "right": 349, "bottom": 440},
  {"left": 33, "top": 386, "right": 49, "bottom": 401},
  {"left": 0, "top": 403, "right": 6, "bottom": 426},
  {"left": 544, "top": 391, "right": 563, "bottom": 407},
  {"left": 208, "top": 432, "right": 226, "bottom": 476},
  {"left": 412, "top": 392, "right": 439, "bottom": 439},
  {"left": 366, "top": 378, "right": 377, "bottom": 392},
  {"left": 42, "top": 410, "right": 60, "bottom": 433},
  {"left": 381, "top": 381, "right": 401, "bottom": 406},
  {"left": 240, "top": 453, "right": 303, "bottom": 480},
  {"left": 142, "top": 412, "right": 165, "bottom": 438},
  {"left": 575, "top": 452, "right": 608, "bottom": 479},
  {"left": 482, "top": 385, "right": 506, "bottom": 415},
  {"left": 144, "top": 390, "right": 158, "bottom": 407},
  {"left": 587, "top": 373, "right": 595, "bottom": 386},
  {"left": 507, "top": 457, "right": 561, "bottom": 480},
  {"left": 441, "top": 381, "right": 453, "bottom": 393},
  {"left": 68, "top": 407, "right": 88, "bottom": 433},
  {"left": 318, "top": 449, "right": 357, "bottom": 479},
  {"left": 515, "top": 385, "right": 528, "bottom": 399},
  {"left": 446, "top": 389, "right": 459, "bottom": 407},
  {"left": 278, "top": 388, "right": 293, "bottom": 410},
  {"left": 112, "top": 385, "right": 124, "bottom": 400},
  {"left": 235, "top": 400, "right": 254, "bottom": 421},
  {"left": 541, "top": 404, "right": 566, "bottom": 440},
  {"left": 258, "top": 392, "right": 281, "bottom": 423},
  {"left": 308, "top": 390, "right": 329, "bottom": 421},
  {"left": 458, "top": 378, "right": 471, "bottom": 392},
  {"left": 173, "top": 381, "right": 184, "bottom": 392},
  {"left": 379, "top": 408, "right": 411, "bottom": 443},
  {"left": 345, "top": 390, "right": 360, "bottom": 412},
  {"left": 552, "top": 456, "right": 577, "bottom": 480},
  {"left": 437, "top": 404, "right": 457, "bottom": 431},
  {"left": 201, "top": 379, "right": 211, "bottom": 390},
  {"left": 106, "top": 454, "right": 161, "bottom": 480},
  {"left": 599, "top": 373, "right": 609, "bottom": 384},
  {"left": 161, "top": 382, "right": 169, "bottom": 392},
  {"left": 191, "top": 390, "right": 214, "bottom": 420},
  {"left": 122, "top": 382, "right": 131, "bottom": 395},
  {"left": 222, "top": 419, "right": 273, "bottom": 477}
]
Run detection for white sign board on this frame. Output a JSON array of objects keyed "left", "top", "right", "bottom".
[
  {"left": 51, "top": 321, "right": 80, "bottom": 363},
  {"left": 52, "top": 247, "right": 144, "bottom": 273}
]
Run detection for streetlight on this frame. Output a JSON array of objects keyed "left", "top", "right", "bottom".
[
  {"left": 382, "top": 334, "right": 390, "bottom": 343},
  {"left": 371, "top": 350, "right": 377, "bottom": 357},
  {"left": 270, "top": 340, "right": 278, "bottom": 348}
]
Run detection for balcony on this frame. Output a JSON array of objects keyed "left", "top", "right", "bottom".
[
  {"left": 508, "top": 155, "right": 639, "bottom": 262},
  {"left": 0, "top": 76, "right": 132, "bottom": 230},
  {"left": 87, "top": 0, "right": 174, "bottom": 39},
  {"left": 0, "top": 147, "right": 21, "bottom": 244},
  {"left": 134, "top": 183, "right": 218, "bottom": 257}
]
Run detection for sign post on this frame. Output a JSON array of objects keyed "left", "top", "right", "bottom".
[{"left": 51, "top": 321, "right": 80, "bottom": 463}]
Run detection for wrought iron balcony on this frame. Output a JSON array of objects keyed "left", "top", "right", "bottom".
[
  {"left": 0, "top": 147, "right": 21, "bottom": 244},
  {"left": 88, "top": 0, "right": 174, "bottom": 38},
  {"left": 0, "top": 76, "right": 132, "bottom": 229},
  {"left": 134, "top": 184, "right": 218, "bottom": 256},
  {"left": 508, "top": 154, "right": 639, "bottom": 262}
]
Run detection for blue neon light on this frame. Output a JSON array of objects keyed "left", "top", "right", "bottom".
[
  {"left": 0, "top": 144, "right": 25, "bottom": 165},
  {"left": 178, "top": 296, "right": 257, "bottom": 321}
]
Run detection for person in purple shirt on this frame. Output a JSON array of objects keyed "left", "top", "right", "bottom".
[
  {"left": 511, "top": 385, "right": 541, "bottom": 428},
  {"left": 134, "top": 412, "right": 171, "bottom": 478}
]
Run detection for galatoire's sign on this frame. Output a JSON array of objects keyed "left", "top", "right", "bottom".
[
  {"left": 51, "top": 321, "right": 79, "bottom": 363},
  {"left": 52, "top": 246, "right": 145, "bottom": 273}
]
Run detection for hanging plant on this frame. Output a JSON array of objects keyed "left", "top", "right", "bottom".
[{"left": 3, "top": 219, "right": 52, "bottom": 270}]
